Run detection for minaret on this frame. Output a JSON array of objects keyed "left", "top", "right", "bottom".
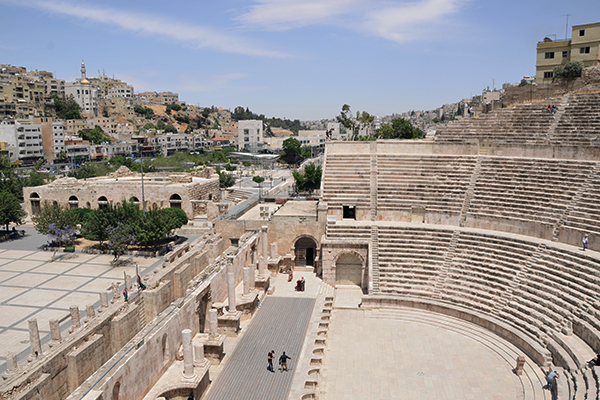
[{"left": 81, "top": 61, "right": 87, "bottom": 82}]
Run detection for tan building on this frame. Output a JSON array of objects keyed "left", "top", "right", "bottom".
[
  {"left": 23, "top": 168, "right": 220, "bottom": 218},
  {"left": 536, "top": 21, "right": 600, "bottom": 83}
]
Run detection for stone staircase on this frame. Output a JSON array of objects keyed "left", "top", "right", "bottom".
[
  {"left": 370, "top": 225, "right": 379, "bottom": 293},
  {"left": 432, "top": 230, "right": 459, "bottom": 298},
  {"left": 459, "top": 156, "right": 481, "bottom": 227}
]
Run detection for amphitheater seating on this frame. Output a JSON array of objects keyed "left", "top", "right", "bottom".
[
  {"left": 377, "top": 226, "right": 453, "bottom": 296},
  {"left": 434, "top": 101, "right": 556, "bottom": 144},
  {"left": 321, "top": 154, "right": 370, "bottom": 208},
  {"left": 376, "top": 154, "right": 476, "bottom": 216},
  {"left": 550, "top": 91, "right": 600, "bottom": 145},
  {"left": 324, "top": 222, "right": 371, "bottom": 241},
  {"left": 561, "top": 169, "right": 600, "bottom": 237},
  {"left": 465, "top": 157, "right": 595, "bottom": 230}
]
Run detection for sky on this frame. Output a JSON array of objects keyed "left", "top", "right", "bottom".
[{"left": 1, "top": 0, "right": 599, "bottom": 121}]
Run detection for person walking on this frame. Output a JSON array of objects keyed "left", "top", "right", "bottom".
[
  {"left": 279, "top": 351, "right": 292, "bottom": 372},
  {"left": 583, "top": 234, "right": 589, "bottom": 251},
  {"left": 267, "top": 350, "right": 275, "bottom": 372},
  {"left": 547, "top": 370, "right": 559, "bottom": 391}
]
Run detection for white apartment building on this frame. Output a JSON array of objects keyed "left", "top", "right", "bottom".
[
  {"left": 238, "top": 120, "right": 264, "bottom": 151},
  {"left": 107, "top": 85, "right": 134, "bottom": 99},
  {"left": 0, "top": 120, "right": 44, "bottom": 164},
  {"left": 64, "top": 62, "right": 98, "bottom": 117}
]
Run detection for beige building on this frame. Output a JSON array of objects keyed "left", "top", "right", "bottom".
[
  {"left": 65, "top": 62, "right": 98, "bottom": 117},
  {"left": 536, "top": 21, "right": 600, "bottom": 83},
  {"left": 23, "top": 168, "right": 220, "bottom": 218}
]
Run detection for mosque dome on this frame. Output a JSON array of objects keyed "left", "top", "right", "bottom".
[{"left": 80, "top": 78, "right": 90, "bottom": 84}]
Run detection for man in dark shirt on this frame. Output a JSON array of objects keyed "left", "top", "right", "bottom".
[
  {"left": 267, "top": 350, "right": 274, "bottom": 372},
  {"left": 279, "top": 351, "right": 292, "bottom": 372}
]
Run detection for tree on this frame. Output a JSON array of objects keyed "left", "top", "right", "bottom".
[
  {"left": 142, "top": 122, "right": 156, "bottom": 130},
  {"left": 0, "top": 155, "right": 23, "bottom": 198},
  {"left": 131, "top": 207, "right": 177, "bottom": 247},
  {"left": 281, "top": 137, "right": 303, "bottom": 164},
  {"left": 292, "top": 163, "right": 322, "bottom": 192},
  {"left": 164, "top": 124, "right": 177, "bottom": 133},
  {"left": 336, "top": 104, "right": 374, "bottom": 140},
  {"left": 161, "top": 208, "right": 188, "bottom": 228},
  {"left": 219, "top": 170, "right": 236, "bottom": 188},
  {"left": 53, "top": 94, "right": 81, "bottom": 120},
  {"left": 107, "top": 222, "right": 135, "bottom": 263},
  {"left": 79, "top": 125, "right": 108, "bottom": 144},
  {"left": 554, "top": 61, "right": 584, "bottom": 79},
  {"left": 32, "top": 202, "right": 74, "bottom": 235},
  {"left": 24, "top": 172, "right": 45, "bottom": 187},
  {"left": 0, "top": 190, "right": 26, "bottom": 230},
  {"left": 374, "top": 118, "right": 423, "bottom": 140},
  {"left": 253, "top": 175, "right": 265, "bottom": 198}
]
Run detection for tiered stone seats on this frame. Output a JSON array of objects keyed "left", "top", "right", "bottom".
[
  {"left": 434, "top": 101, "right": 555, "bottom": 144},
  {"left": 377, "top": 226, "right": 452, "bottom": 296},
  {"left": 561, "top": 169, "right": 600, "bottom": 238},
  {"left": 376, "top": 155, "right": 476, "bottom": 222},
  {"left": 325, "top": 222, "right": 371, "bottom": 241},
  {"left": 464, "top": 157, "right": 595, "bottom": 238},
  {"left": 551, "top": 91, "right": 600, "bottom": 145},
  {"left": 321, "top": 154, "right": 370, "bottom": 208}
]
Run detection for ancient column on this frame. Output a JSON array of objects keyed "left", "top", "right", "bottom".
[
  {"left": 194, "top": 343, "right": 205, "bottom": 366},
  {"left": 99, "top": 292, "right": 109, "bottom": 312},
  {"left": 125, "top": 274, "right": 132, "bottom": 291},
  {"left": 111, "top": 282, "right": 120, "bottom": 303},
  {"left": 270, "top": 242, "right": 278, "bottom": 259},
  {"left": 258, "top": 256, "right": 266, "bottom": 276},
  {"left": 243, "top": 267, "right": 250, "bottom": 295},
  {"left": 69, "top": 305, "right": 81, "bottom": 333},
  {"left": 85, "top": 304, "right": 96, "bottom": 322},
  {"left": 182, "top": 329, "right": 194, "bottom": 379},
  {"left": 227, "top": 272, "right": 236, "bottom": 313},
  {"left": 261, "top": 226, "right": 268, "bottom": 258},
  {"left": 27, "top": 319, "right": 42, "bottom": 362},
  {"left": 48, "top": 319, "right": 62, "bottom": 347},
  {"left": 208, "top": 308, "right": 219, "bottom": 338},
  {"left": 2, "top": 352, "right": 18, "bottom": 380},
  {"left": 249, "top": 262, "right": 256, "bottom": 291},
  {"left": 515, "top": 356, "right": 525, "bottom": 376}
]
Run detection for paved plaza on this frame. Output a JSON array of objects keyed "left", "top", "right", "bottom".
[{"left": 0, "top": 229, "right": 163, "bottom": 375}]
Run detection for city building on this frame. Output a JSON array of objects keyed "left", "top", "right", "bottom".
[
  {"left": 536, "top": 21, "right": 600, "bottom": 83},
  {"left": 0, "top": 120, "right": 44, "bottom": 164},
  {"left": 238, "top": 120, "right": 264, "bottom": 151},
  {"left": 64, "top": 62, "right": 99, "bottom": 117}
]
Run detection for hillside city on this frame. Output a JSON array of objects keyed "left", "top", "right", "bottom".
[{"left": 0, "top": 59, "right": 513, "bottom": 170}]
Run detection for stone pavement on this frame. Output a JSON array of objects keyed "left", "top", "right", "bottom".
[
  {"left": 320, "top": 288, "right": 547, "bottom": 400},
  {"left": 0, "top": 230, "right": 163, "bottom": 375}
]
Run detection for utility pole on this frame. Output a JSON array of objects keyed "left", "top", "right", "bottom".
[
  {"left": 140, "top": 157, "right": 146, "bottom": 215},
  {"left": 562, "top": 14, "right": 572, "bottom": 40}
]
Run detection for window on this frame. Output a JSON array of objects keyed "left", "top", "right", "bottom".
[
  {"left": 544, "top": 71, "right": 554, "bottom": 79},
  {"left": 343, "top": 205, "right": 356, "bottom": 220},
  {"left": 580, "top": 47, "right": 590, "bottom": 54},
  {"left": 580, "top": 29, "right": 585, "bottom": 36},
  {"left": 545, "top": 52, "right": 554, "bottom": 59},
  {"left": 563, "top": 51, "right": 568, "bottom": 57},
  {"left": 244, "top": 129, "right": 249, "bottom": 135}
]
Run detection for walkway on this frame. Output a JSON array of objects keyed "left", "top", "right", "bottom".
[{"left": 203, "top": 273, "right": 318, "bottom": 400}]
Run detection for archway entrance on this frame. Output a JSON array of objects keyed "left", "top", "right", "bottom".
[
  {"left": 336, "top": 253, "right": 362, "bottom": 286},
  {"left": 295, "top": 237, "right": 317, "bottom": 267}
]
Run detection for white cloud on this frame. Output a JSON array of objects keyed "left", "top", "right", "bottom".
[
  {"left": 12, "top": 0, "right": 288, "bottom": 57},
  {"left": 236, "top": 0, "right": 468, "bottom": 43},
  {"left": 363, "top": 0, "right": 466, "bottom": 43},
  {"left": 235, "top": 0, "right": 360, "bottom": 31}
]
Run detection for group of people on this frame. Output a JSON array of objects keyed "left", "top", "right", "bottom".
[
  {"left": 267, "top": 350, "right": 293, "bottom": 373},
  {"left": 547, "top": 104, "right": 558, "bottom": 114}
]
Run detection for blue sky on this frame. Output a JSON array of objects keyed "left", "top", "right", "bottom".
[{"left": 1, "top": 0, "right": 599, "bottom": 120}]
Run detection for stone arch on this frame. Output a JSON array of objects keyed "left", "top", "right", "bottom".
[
  {"left": 30, "top": 192, "right": 41, "bottom": 214},
  {"left": 68, "top": 195, "right": 79, "bottom": 209},
  {"left": 170, "top": 193, "right": 182, "bottom": 209},
  {"left": 292, "top": 235, "right": 319, "bottom": 268},
  {"left": 112, "top": 381, "right": 121, "bottom": 400},
  {"left": 334, "top": 251, "right": 365, "bottom": 286},
  {"left": 98, "top": 196, "right": 108, "bottom": 209}
]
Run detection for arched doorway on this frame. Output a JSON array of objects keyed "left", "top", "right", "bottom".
[
  {"left": 335, "top": 253, "right": 362, "bottom": 286},
  {"left": 68, "top": 195, "right": 79, "bottom": 209},
  {"left": 295, "top": 237, "right": 317, "bottom": 267},
  {"left": 170, "top": 194, "right": 182, "bottom": 209},
  {"left": 30, "top": 193, "right": 41, "bottom": 214},
  {"left": 97, "top": 196, "right": 108, "bottom": 209}
]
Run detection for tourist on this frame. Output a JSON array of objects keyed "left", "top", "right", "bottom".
[
  {"left": 301, "top": 276, "right": 306, "bottom": 291},
  {"left": 583, "top": 234, "right": 589, "bottom": 251},
  {"left": 288, "top": 267, "right": 294, "bottom": 282},
  {"left": 552, "top": 104, "right": 557, "bottom": 113},
  {"left": 267, "top": 350, "right": 275, "bottom": 372},
  {"left": 468, "top": 107, "right": 473, "bottom": 117},
  {"left": 589, "top": 353, "right": 600, "bottom": 366},
  {"left": 546, "top": 370, "right": 559, "bottom": 390},
  {"left": 279, "top": 351, "right": 292, "bottom": 372},
  {"left": 548, "top": 105, "right": 552, "bottom": 113},
  {"left": 296, "top": 279, "right": 302, "bottom": 291}
]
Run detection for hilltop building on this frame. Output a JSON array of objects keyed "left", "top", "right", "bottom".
[
  {"left": 64, "top": 62, "right": 98, "bottom": 118},
  {"left": 536, "top": 21, "right": 600, "bottom": 83}
]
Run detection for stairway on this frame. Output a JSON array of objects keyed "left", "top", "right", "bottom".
[
  {"left": 370, "top": 225, "right": 380, "bottom": 293},
  {"left": 432, "top": 230, "right": 459, "bottom": 298},
  {"left": 459, "top": 156, "right": 482, "bottom": 227}
]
